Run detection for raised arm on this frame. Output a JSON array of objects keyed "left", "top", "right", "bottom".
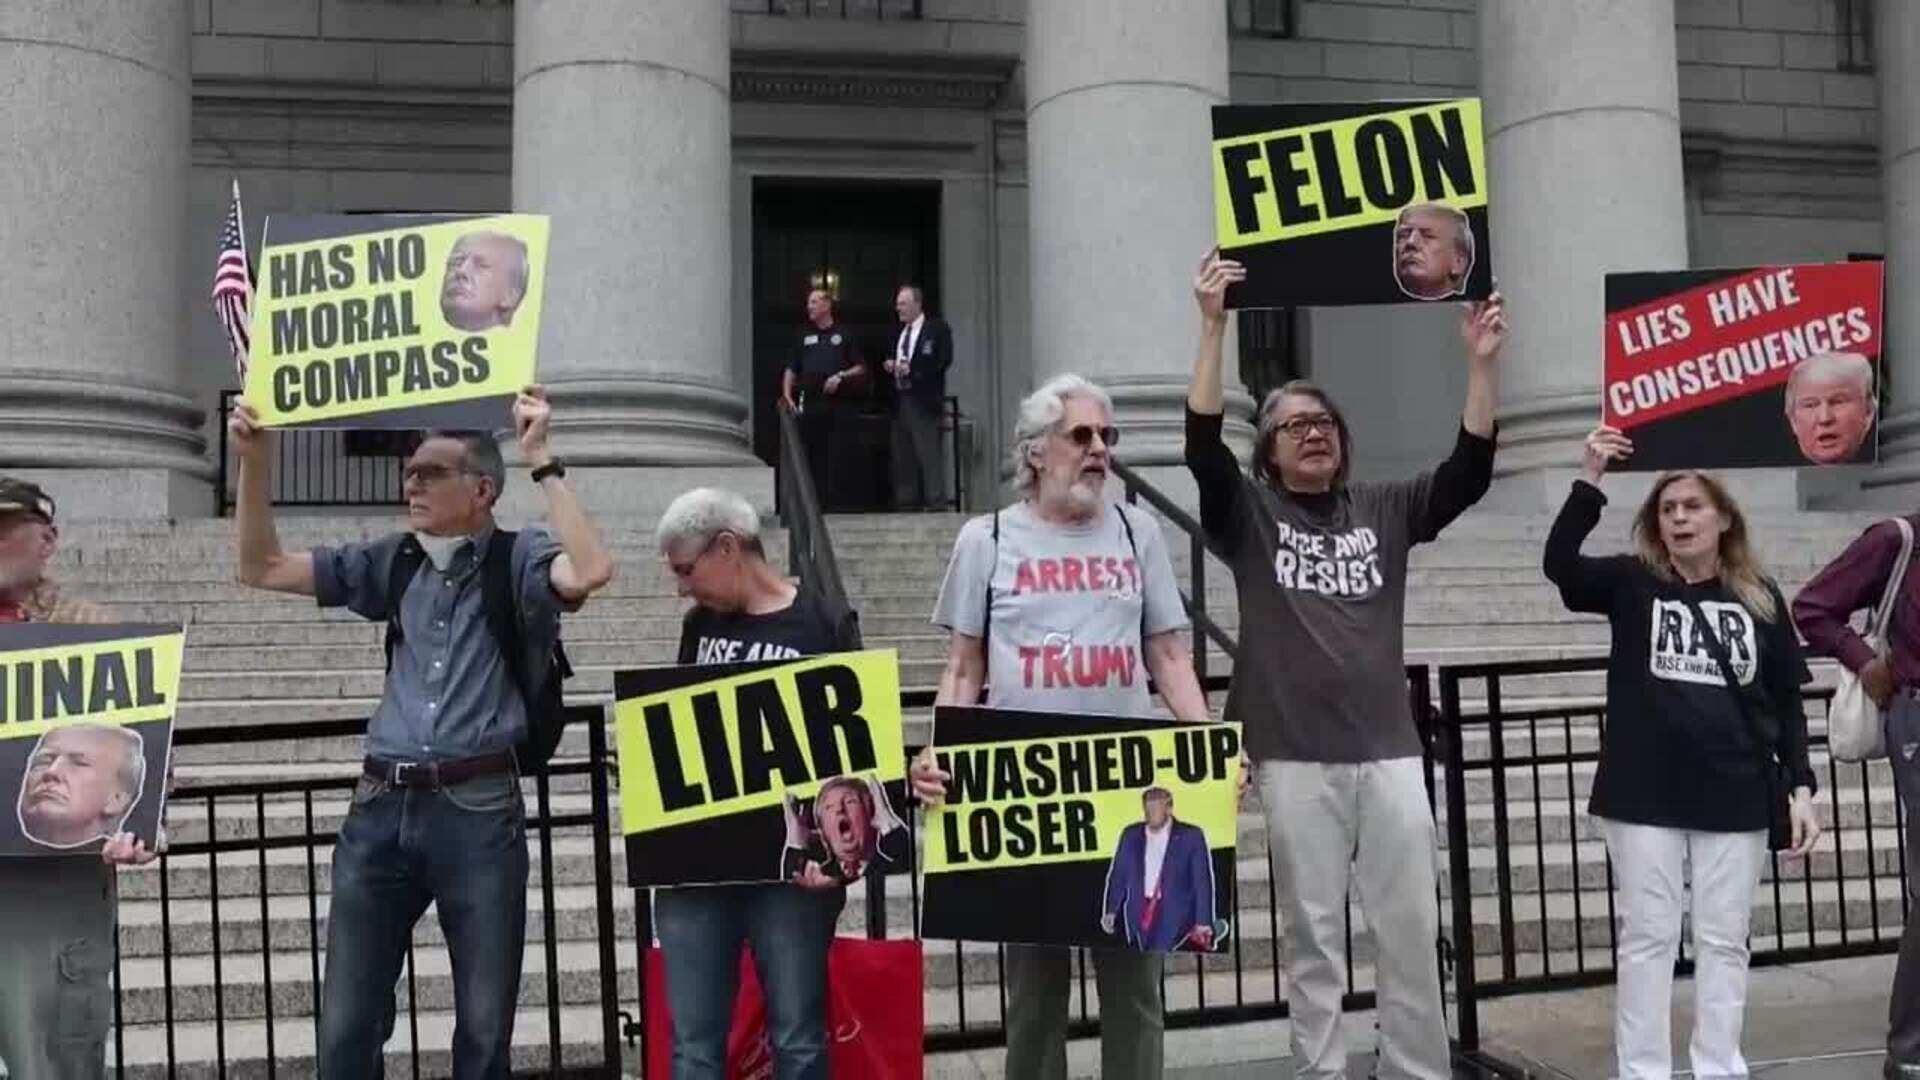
[
  {"left": 1542, "top": 426, "right": 1634, "bottom": 613},
  {"left": 514, "top": 386, "right": 614, "bottom": 603},
  {"left": 228, "top": 400, "right": 316, "bottom": 595},
  {"left": 1184, "top": 252, "right": 1250, "bottom": 554},
  {"left": 1460, "top": 293, "right": 1504, "bottom": 438}
]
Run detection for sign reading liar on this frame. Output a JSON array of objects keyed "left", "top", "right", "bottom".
[
  {"left": 1602, "top": 261, "right": 1884, "bottom": 470},
  {"left": 613, "top": 650, "right": 908, "bottom": 888}
]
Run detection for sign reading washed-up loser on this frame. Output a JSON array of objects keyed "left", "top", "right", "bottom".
[
  {"left": 0, "top": 624, "right": 183, "bottom": 858},
  {"left": 921, "top": 705, "right": 1242, "bottom": 953},
  {"left": 244, "top": 213, "right": 550, "bottom": 429},
  {"left": 613, "top": 650, "right": 909, "bottom": 888},
  {"left": 1212, "top": 98, "right": 1492, "bottom": 308},
  {"left": 1603, "top": 261, "right": 1885, "bottom": 470}
]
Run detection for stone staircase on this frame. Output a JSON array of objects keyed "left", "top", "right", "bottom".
[{"left": 36, "top": 502, "right": 1905, "bottom": 1077}]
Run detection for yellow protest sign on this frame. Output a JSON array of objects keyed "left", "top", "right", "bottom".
[
  {"left": 613, "top": 649, "right": 907, "bottom": 887},
  {"left": 0, "top": 624, "right": 185, "bottom": 857},
  {"left": 244, "top": 213, "right": 549, "bottom": 427}
]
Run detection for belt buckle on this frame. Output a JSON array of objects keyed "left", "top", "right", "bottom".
[{"left": 391, "top": 761, "right": 436, "bottom": 787}]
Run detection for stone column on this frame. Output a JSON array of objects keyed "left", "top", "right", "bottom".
[
  {"left": 1024, "top": 0, "right": 1250, "bottom": 468},
  {"left": 1859, "top": 0, "right": 1920, "bottom": 504},
  {"left": 1479, "top": 0, "right": 1689, "bottom": 506},
  {"left": 0, "top": 0, "right": 209, "bottom": 517},
  {"left": 514, "top": 0, "right": 760, "bottom": 510}
]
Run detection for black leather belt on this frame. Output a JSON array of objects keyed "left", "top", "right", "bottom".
[{"left": 363, "top": 750, "right": 516, "bottom": 789}]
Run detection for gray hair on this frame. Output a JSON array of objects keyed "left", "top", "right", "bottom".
[
  {"left": 1399, "top": 202, "right": 1475, "bottom": 271},
  {"left": 423, "top": 431, "right": 506, "bottom": 506},
  {"left": 656, "top": 487, "right": 764, "bottom": 557},
  {"left": 1009, "top": 374, "right": 1115, "bottom": 496},
  {"left": 1785, "top": 351, "right": 1875, "bottom": 408}
]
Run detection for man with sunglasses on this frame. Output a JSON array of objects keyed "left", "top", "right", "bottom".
[
  {"left": 0, "top": 476, "right": 162, "bottom": 1080},
  {"left": 916, "top": 373, "right": 1212, "bottom": 1079},
  {"left": 1183, "top": 252, "right": 1505, "bottom": 1080},
  {"left": 227, "top": 387, "right": 615, "bottom": 1079},
  {"left": 652, "top": 486, "right": 859, "bottom": 1078}
]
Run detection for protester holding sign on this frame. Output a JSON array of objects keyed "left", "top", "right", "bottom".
[
  {"left": 228, "top": 388, "right": 614, "bottom": 1078},
  {"left": 1546, "top": 432, "right": 1818, "bottom": 1080},
  {"left": 0, "top": 477, "right": 164, "bottom": 1080},
  {"left": 650, "top": 486, "right": 863, "bottom": 1079},
  {"left": 1183, "top": 251, "right": 1502, "bottom": 1079},
  {"left": 918, "top": 373, "right": 1210, "bottom": 1080}
]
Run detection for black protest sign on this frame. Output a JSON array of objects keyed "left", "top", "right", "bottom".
[{"left": 1212, "top": 99, "right": 1492, "bottom": 308}]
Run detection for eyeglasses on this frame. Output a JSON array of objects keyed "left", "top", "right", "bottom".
[
  {"left": 1062, "top": 424, "right": 1119, "bottom": 449},
  {"left": 1276, "top": 415, "right": 1338, "bottom": 441},
  {"left": 668, "top": 536, "right": 722, "bottom": 578},
  {"left": 402, "top": 463, "right": 478, "bottom": 488}
]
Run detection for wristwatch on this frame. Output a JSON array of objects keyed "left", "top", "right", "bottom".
[{"left": 530, "top": 460, "right": 567, "bottom": 483}]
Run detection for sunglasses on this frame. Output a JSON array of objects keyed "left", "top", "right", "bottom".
[
  {"left": 668, "top": 535, "right": 722, "bottom": 578},
  {"left": 1062, "top": 424, "right": 1119, "bottom": 449},
  {"left": 402, "top": 463, "right": 480, "bottom": 488}
]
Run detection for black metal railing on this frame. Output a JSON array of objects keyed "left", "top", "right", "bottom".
[
  {"left": 1437, "top": 658, "right": 1906, "bottom": 1059},
  {"left": 754, "top": 0, "right": 923, "bottom": 18},
  {"left": 1112, "top": 459, "right": 1240, "bottom": 683},
  {"left": 775, "top": 402, "right": 859, "bottom": 644},
  {"left": 115, "top": 706, "right": 617, "bottom": 1078},
  {"left": 216, "top": 391, "right": 408, "bottom": 515}
]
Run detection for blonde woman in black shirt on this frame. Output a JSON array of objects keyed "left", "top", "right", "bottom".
[{"left": 1544, "top": 426, "right": 1819, "bottom": 1080}]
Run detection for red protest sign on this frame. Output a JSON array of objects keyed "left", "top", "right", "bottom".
[{"left": 1602, "top": 261, "right": 1884, "bottom": 470}]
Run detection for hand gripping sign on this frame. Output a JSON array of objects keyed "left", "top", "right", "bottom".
[
  {"left": 1212, "top": 99, "right": 1492, "bottom": 308},
  {"left": 1602, "top": 261, "right": 1885, "bottom": 470},
  {"left": 0, "top": 624, "right": 183, "bottom": 857},
  {"left": 613, "top": 650, "right": 908, "bottom": 888},
  {"left": 921, "top": 705, "right": 1242, "bottom": 953},
  {"left": 244, "top": 213, "right": 550, "bottom": 430}
]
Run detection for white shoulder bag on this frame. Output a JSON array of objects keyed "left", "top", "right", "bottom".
[{"left": 1829, "top": 517, "right": 1914, "bottom": 761}]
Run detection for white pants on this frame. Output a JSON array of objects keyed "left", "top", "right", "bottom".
[
  {"left": 1599, "top": 818, "right": 1769, "bottom": 1080},
  {"left": 1259, "top": 758, "right": 1450, "bottom": 1080}
]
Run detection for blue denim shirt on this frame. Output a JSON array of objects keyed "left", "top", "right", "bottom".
[{"left": 312, "top": 526, "right": 571, "bottom": 762}]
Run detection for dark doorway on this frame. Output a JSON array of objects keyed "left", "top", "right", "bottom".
[{"left": 752, "top": 179, "right": 941, "bottom": 511}]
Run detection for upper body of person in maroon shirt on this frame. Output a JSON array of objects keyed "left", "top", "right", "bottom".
[{"left": 1792, "top": 514, "right": 1920, "bottom": 707}]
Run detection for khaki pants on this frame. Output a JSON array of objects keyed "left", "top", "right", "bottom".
[
  {"left": 1003, "top": 945, "right": 1163, "bottom": 1079},
  {"left": 0, "top": 857, "right": 116, "bottom": 1080},
  {"left": 1259, "top": 758, "right": 1449, "bottom": 1080}
]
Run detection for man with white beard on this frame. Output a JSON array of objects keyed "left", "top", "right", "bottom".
[{"left": 916, "top": 374, "right": 1212, "bottom": 1079}]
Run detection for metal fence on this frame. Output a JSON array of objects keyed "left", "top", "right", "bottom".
[
  {"left": 112, "top": 659, "right": 1901, "bottom": 1076},
  {"left": 216, "top": 391, "right": 408, "bottom": 514},
  {"left": 1438, "top": 657, "right": 1908, "bottom": 1058}
]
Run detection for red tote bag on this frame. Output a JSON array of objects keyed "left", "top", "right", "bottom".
[{"left": 642, "top": 937, "right": 925, "bottom": 1079}]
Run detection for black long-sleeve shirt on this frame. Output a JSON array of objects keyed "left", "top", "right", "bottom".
[
  {"left": 1184, "top": 407, "right": 1494, "bottom": 763},
  {"left": 1544, "top": 480, "right": 1815, "bottom": 831}
]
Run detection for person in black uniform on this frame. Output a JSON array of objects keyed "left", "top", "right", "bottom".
[{"left": 781, "top": 288, "right": 865, "bottom": 510}]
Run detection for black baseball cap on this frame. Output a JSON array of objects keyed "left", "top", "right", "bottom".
[{"left": 0, "top": 477, "right": 55, "bottom": 524}]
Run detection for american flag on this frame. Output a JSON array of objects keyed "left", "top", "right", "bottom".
[{"left": 212, "top": 179, "right": 254, "bottom": 382}]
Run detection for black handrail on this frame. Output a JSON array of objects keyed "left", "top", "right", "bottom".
[
  {"left": 775, "top": 402, "right": 859, "bottom": 643},
  {"left": 1110, "top": 458, "right": 1239, "bottom": 682}
]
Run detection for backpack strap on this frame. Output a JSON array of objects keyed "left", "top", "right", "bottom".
[
  {"left": 978, "top": 511, "right": 999, "bottom": 705},
  {"left": 1113, "top": 503, "right": 1148, "bottom": 642},
  {"left": 480, "top": 530, "right": 528, "bottom": 707},
  {"left": 382, "top": 535, "right": 429, "bottom": 672}
]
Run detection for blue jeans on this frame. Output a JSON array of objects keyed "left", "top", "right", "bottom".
[
  {"left": 654, "top": 884, "right": 844, "bottom": 1080},
  {"left": 319, "top": 772, "right": 529, "bottom": 1079}
]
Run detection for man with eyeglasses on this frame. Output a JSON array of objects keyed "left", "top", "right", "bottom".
[
  {"left": 1184, "top": 251, "right": 1505, "bottom": 1079},
  {"left": 227, "top": 386, "right": 615, "bottom": 1079},
  {"left": 0, "top": 476, "right": 161, "bottom": 1080},
  {"left": 912, "top": 373, "right": 1213, "bottom": 1079}
]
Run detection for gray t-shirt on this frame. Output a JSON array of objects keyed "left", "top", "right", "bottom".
[{"left": 931, "top": 500, "right": 1189, "bottom": 717}]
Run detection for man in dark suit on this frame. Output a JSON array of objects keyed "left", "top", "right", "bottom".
[
  {"left": 1101, "top": 787, "right": 1221, "bottom": 952},
  {"left": 883, "top": 284, "right": 953, "bottom": 510}
]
